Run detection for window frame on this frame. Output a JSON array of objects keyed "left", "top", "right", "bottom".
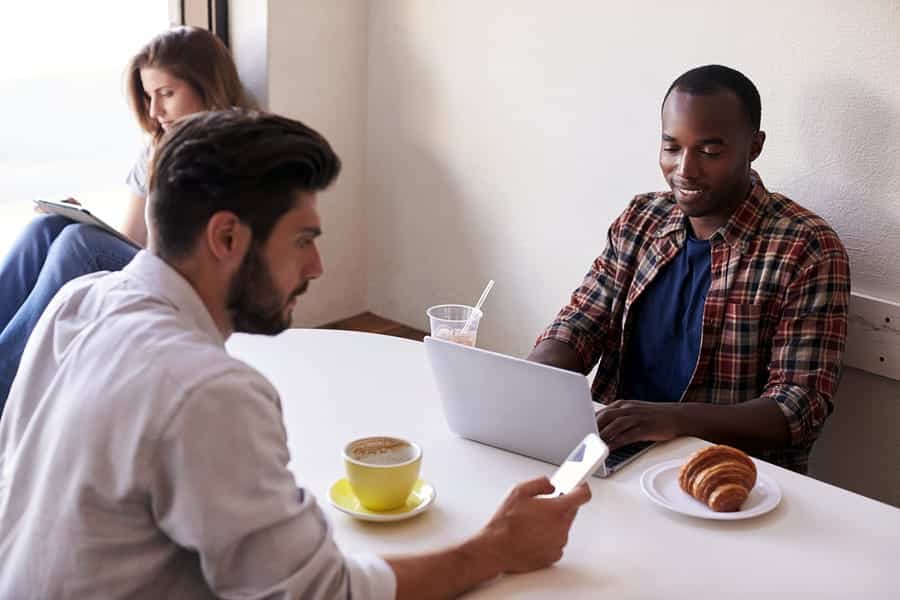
[{"left": 172, "top": 0, "right": 229, "bottom": 46}]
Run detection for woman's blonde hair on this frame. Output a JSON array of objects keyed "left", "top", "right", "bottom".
[{"left": 126, "top": 26, "right": 256, "bottom": 142}]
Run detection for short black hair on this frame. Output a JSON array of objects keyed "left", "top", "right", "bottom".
[
  {"left": 662, "top": 65, "right": 761, "bottom": 131},
  {"left": 148, "top": 109, "right": 341, "bottom": 259}
]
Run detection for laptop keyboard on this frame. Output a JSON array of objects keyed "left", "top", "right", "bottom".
[{"left": 605, "top": 440, "right": 655, "bottom": 471}]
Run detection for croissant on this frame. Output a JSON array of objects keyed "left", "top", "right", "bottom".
[{"left": 678, "top": 445, "right": 757, "bottom": 512}]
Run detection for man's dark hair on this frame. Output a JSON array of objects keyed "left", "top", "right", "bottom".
[
  {"left": 148, "top": 109, "right": 341, "bottom": 259},
  {"left": 662, "top": 65, "right": 761, "bottom": 131}
]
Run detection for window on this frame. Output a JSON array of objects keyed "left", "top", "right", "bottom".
[{"left": 0, "top": 2, "right": 171, "bottom": 254}]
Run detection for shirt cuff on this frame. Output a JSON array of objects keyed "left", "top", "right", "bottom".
[
  {"left": 536, "top": 322, "right": 594, "bottom": 371},
  {"left": 346, "top": 553, "right": 397, "bottom": 600},
  {"left": 763, "top": 383, "right": 823, "bottom": 446}
]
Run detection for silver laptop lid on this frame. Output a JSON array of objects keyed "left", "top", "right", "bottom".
[{"left": 424, "top": 336, "right": 598, "bottom": 466}]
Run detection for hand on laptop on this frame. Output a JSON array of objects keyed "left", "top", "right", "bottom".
[
  {"left": 471, "top": 477, "right": 592, "bottom": 574},
  {"left": 595, "top": 399, "right": 682, "bottom": 450}
]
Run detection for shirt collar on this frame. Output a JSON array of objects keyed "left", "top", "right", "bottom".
[
  {"left": 716, "top": 169, "right": 768, "bottom": 252},
  {"left": 654, "top": 169, "right": 769, "bottom": 253},
  {"left": 123, "top": 251, "right": 225, "bottom": 346},
  {"left": 654, "top": 204, "right": 686, "bottom": 240}
]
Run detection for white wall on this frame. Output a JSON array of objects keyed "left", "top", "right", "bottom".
[
  {"left": 810, "top": 368, "right": 900, "bottom": 507},
  {"left": 367, "top": 0, "right": 900, "bottom": 350},
  {"left": 365, "top": 0, "right": 900, "bottom": 504},
  {"left": 230, "top": 0, "right": 370, "bottom": 327}
]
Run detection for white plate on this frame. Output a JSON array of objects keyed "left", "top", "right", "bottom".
[{"left": 640, "top": 458, "right": 782, "bottom": 520}]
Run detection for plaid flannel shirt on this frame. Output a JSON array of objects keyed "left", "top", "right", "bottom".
[{"left": 537, "top": 172, "right": 850, "bottom": 472}]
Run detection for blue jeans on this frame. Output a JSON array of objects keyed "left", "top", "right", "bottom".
[{"left": 0, "top": 215, "right": 137, "bottom": 413}]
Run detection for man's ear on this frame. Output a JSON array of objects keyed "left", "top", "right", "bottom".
[
  {"left": 749, "top": 130, "right": 766, "bottom": 163},
  {"left": 204, "top": 211, "right": 251, "bottom": 263}
]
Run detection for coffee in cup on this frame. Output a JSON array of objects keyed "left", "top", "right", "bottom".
[{"left": 343, "top": 436, "right": 422, "bottom": 511}]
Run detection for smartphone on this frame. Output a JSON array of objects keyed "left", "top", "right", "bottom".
[{"left": 543, "top": 433, "right": 609, "bottom": 497}]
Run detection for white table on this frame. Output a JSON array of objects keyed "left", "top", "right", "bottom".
[{"left": 227, "top": 329, "right": 900, "bottom": 599}]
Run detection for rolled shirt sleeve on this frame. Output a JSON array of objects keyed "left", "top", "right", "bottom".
[
  {"left": 760, "top": 245, "right": 851, "bottom": 447},
  {"left": 346, "top": 554, "right": 397, "bottom": 599},
  {"left": 536, "top": 222, "right": 622, "bottom": 373},
  {"left": 148, "top": 369, "right": 396, "bottom": 600}
]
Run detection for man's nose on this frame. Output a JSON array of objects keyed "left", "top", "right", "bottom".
[
  {"left": 677, "top": 150, "right": 700, "bottom": 179},
  {"left": 305, "top": 243, "right": 324, "bottom": 280}
]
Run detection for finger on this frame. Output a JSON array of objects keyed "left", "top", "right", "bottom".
[
  {"left": 608, "top": 426, "right": 644, "bottom": 449},
  {"left": 595, "top": 399, "right": 637, "bottom": 429},
  {"left": 599, "top": 416, "right": 640, "bottom": 450},
  {"left": 546, "top": 483, "right": 592, "bottom": 515},
  {"left": 595, "top": 407, "right": 621, "bottom": 431},
  {"left": 613, "top": 399, "right": 645, "bottom": 412},
  {"left": 560, "top": 481, "right": 592, "bottom": 507},
  {"left": 512, "top": 476, "right": 555, "bottom": 498},
  {"left": 598, "top": 410, "right": 635, "bottom": 441}
]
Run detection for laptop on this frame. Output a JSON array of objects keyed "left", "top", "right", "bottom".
[{"left": 424, "top": 336, "right": 655, "bottom": 477}]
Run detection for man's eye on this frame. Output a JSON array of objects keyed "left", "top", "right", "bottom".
[
  {"left": 296, "top": 239, "right": 310, "bottom": 249},
  {"left": 662, "top": 147, "right": 679, "bottom": 153},
  {"left": 700, "top": 149, "right": 721, "bottom": 157}
]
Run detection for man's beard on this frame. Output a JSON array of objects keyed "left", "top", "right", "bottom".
[{"left": 227, "top": 244, "right": 308, "bottom": 335}]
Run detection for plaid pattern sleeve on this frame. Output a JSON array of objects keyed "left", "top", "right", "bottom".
[
  {"left": 535, "top": 173, "right": 851, "bottom": 472},
  {"left": 759, "top": 240, "right": 850, "bottom": 448},
  {"left": 688, "top": 185, "right": 851, "bottom": 472},
  {"left": 535, "top": 223, "right": 622, "bottom": 373}
]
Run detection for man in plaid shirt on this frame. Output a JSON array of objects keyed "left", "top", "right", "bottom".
[{"left": 530, "top": 65, "right": 850, "bottom": 473}]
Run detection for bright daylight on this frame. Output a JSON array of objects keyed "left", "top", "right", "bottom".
[{"left": 0, "top": 2, "right": 169, "bottom": 253}]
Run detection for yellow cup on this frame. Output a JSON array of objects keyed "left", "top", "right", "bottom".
[{"left": 343, "top": 436, "right": 422, "bottom": 511}]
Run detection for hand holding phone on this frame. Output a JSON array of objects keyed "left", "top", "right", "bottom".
[{"left": 542, "top": 433, "right": 609, "bottom": 498}]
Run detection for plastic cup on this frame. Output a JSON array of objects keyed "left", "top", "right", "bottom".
[{"left": 426, "top": 304, "right": 482, "bottom": 347}]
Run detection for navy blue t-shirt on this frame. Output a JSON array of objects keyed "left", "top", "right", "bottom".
[{"left": 619, "top": 232, "right": 711, "bottom": 402}]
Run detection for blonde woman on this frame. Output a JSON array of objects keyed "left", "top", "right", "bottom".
[{"left": 0, "top": 26, "right": 256, "bottom": 410}]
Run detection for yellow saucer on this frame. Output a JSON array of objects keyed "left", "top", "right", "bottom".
[{"left": 328, "top": 478, "right": 436, "bottom": 522}]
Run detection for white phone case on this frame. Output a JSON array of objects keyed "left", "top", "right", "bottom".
[{"left": 544, "top": 433, "right": 609, "bottom": 497}]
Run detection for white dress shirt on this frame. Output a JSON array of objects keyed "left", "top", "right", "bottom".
[{"left": 0, "top": 251, "right": 396, "bottom": 599}]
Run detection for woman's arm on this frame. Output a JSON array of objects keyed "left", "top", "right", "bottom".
[{"left": 120, "top": 193, "right": 148, "bottom": 247}]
